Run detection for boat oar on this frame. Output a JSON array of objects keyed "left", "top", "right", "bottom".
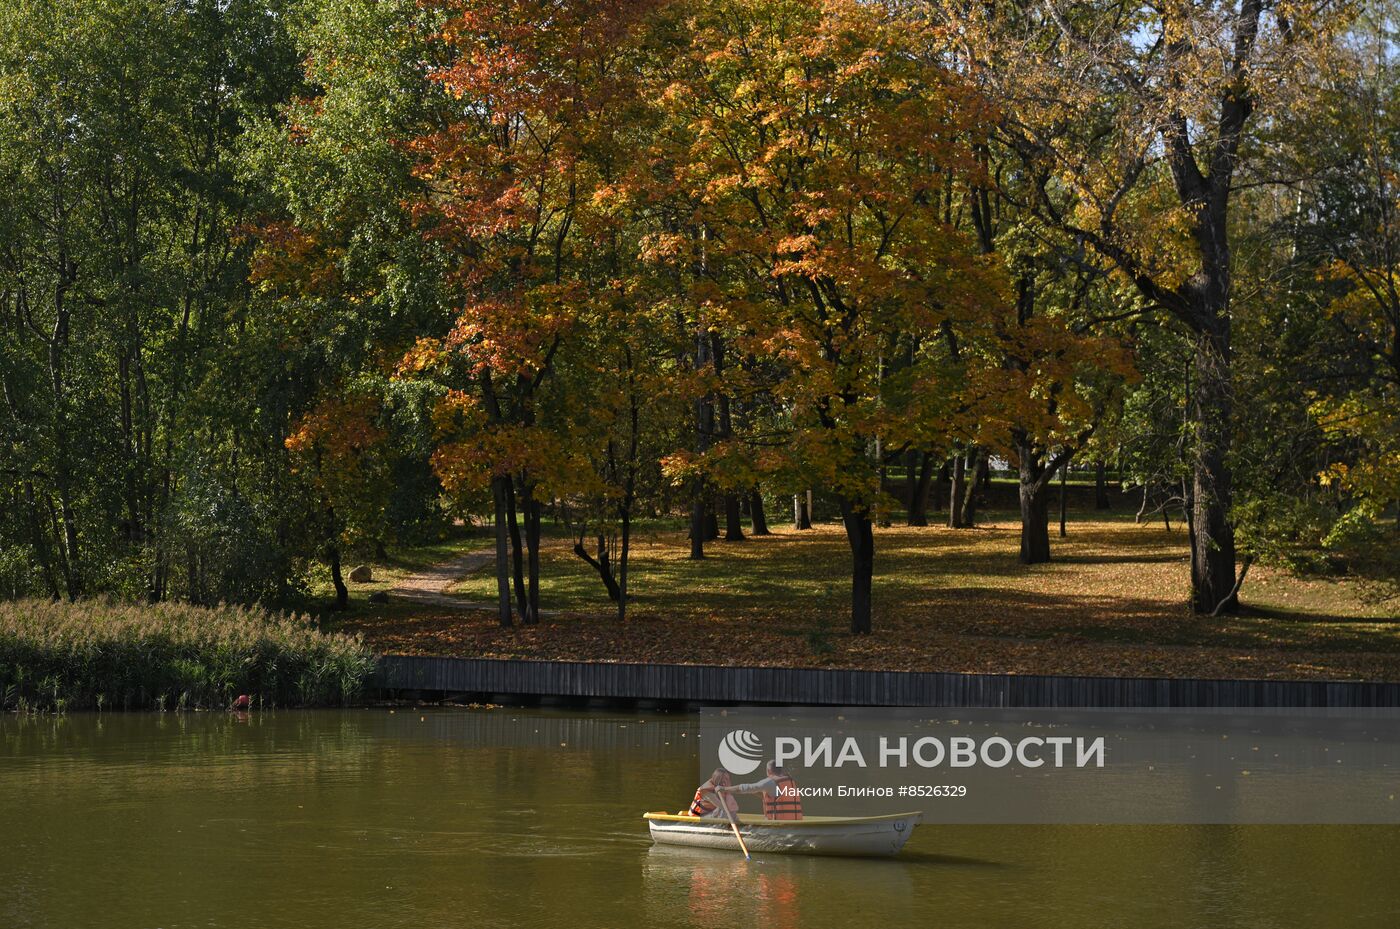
[{"left": 718, "top": 791, "right": 751, "bottom": 860}]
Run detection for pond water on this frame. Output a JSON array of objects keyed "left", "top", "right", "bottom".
[{"left": 3, "top": 708, "right": 1399, "bottom": 928}]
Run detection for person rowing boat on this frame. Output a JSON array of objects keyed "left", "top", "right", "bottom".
[
  {"left": 684, "top": 767, "right": 739, "bottom": 819},
  {"left": 718, "top": 760, "right": 803, "bottom": 820}
]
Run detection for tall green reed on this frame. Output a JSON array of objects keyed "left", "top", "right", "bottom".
[{"left": 0, "top": 599, "right": 375, "bottom": 712}]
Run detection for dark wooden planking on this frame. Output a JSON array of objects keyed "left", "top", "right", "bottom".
[{"left": 372, "top": 655, "right": 1400, "bottom": 708}]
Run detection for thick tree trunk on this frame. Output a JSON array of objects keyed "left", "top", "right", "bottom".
[
  {"left": 960, "top": 448, "right": 987, "bottom": 527},
  {"left": 1190, "top": 329, "right": 1238, "bottom": 614},
  {"left": 1014, "top": 436, "right": 1059, "bottom": 565},
  {"left": 749, "top": 488, "right": 770, "bottom": 535},
  {"left": 491, "top": 475, "right": 513, "bottom": 627},
  {"left": 947, "top": 454, "right": 966, "bottom": 528},
  {"left": 1152, "top": 88, "right": 1246, "bottom": 613},
  {"left": 793, "top": 493, "right": 812, "bottom": 530},
  {"left": 1094, "top": 459, "right": 1111, "bottom": 510},
  {"left": 839, "top": 498, "right": 874, "bottom": 635},
  {"left": 907, "top": 452, "right": 935, "bottom": 527},
  {"left": 1018, "top": 477, "right": 1051, "bottom": 564},
  {"left": 327, "top": 541, "right": 348, "bottom": 611},
  {"left": 723, "top": 493, "right": 745, "bottom": 541}
]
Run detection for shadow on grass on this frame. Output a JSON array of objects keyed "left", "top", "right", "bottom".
[
  {"left": 1051, "top": 552, "right": 1188, "bottom": 565},
  {"left": 345, "top": 518, "right": 1400, "bottom": 676}
]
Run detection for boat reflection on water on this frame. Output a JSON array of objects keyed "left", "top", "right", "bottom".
[{"left": 642, "top": 844, "right": 918, "bottom": 929}]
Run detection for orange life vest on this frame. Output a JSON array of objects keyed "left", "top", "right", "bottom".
[
  {"left": 689, "top": 784, "right": 727, "bottom": 817},
  {"left": 762, "top": 774, "right": 803, "bottom": 820}
]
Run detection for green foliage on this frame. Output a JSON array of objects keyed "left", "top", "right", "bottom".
[
  {"left": 0, "top": 598, "right": 374, "bottom": 712},
  {"left": 0, "top": 0, "right": 310, "bottom": 602},
  {"left": 1318, "top": 510, "right": 1400, "bottom": 599}
]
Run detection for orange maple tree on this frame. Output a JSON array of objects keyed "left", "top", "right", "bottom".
[
  {"left": 400, "top": 0, "right": 663, "bottom": 625},
  {"left": 649, "top": 0, "right": 1004, "bottom": 633}
]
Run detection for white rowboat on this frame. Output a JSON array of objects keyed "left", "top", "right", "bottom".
[{"left": 643, "top": 811, "right": 923, "bottom": 858}]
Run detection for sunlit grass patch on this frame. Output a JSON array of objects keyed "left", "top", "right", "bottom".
[{"left": 306, "top": 531, "right": 495, "bottom": 605}]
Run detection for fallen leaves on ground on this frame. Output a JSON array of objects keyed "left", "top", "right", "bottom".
[{"left": 332, "top": 519, "right": 1400, "bottom": 682}]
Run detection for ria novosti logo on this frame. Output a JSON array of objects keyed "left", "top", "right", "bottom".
[
  {"left": 717, "top": 729, "right": 1106, "bottom": 772},
  {"left": 717, "top": 729, "right": 765, "bottom": 775}
]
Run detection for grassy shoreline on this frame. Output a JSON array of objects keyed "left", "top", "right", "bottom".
[{"left": 1, "top": 600, "right": 375, "bottom": 713}]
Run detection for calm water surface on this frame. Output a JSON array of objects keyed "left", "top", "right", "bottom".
[{"left": 3, "top": 708, "right": 1398, "bottom": 928}]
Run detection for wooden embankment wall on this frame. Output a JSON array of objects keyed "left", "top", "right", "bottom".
[{"left": 374, "top": 655, "right": 1400, "bottom": 708}]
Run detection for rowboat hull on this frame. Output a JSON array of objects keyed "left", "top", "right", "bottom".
[{"left": 643, "top": 812, "right": 922, "bottom": 858}]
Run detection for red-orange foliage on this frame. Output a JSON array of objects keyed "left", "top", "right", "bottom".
[
  {"left": 285, "top": 395, "right": 385, "bottom": 463},
  {"left": 402, "top": 0, "right": 660, "bottom": 487}
]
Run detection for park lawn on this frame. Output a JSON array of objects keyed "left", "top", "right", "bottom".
[
  {"left": 305, "top": 533, "right": 494, "bottom": 606},
  {"left": 329, "top": 515, "right": 1400, "bottom": 682}
]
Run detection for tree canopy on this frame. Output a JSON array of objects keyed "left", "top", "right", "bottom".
[{"left": 1, "top": 0, "right": 1394, "bottom": 633}]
